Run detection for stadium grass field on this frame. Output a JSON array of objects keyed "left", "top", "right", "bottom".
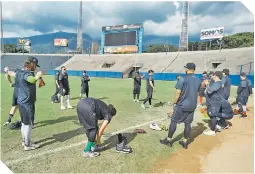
[{"left": 1, "top": 74, "right": 238, "bottom": 173}]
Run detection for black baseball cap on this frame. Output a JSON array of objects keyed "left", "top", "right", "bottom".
[
  {"left": 26, "top": 56, "right": 40, "bottom": 67},
  {"left": 202, "top": 71, "right": 207, "bottom": 75},
  {"left": 148, "top": 69, "right": 154, "bottom": 73},
  {"left": 240, "top": 72, "right": 246, "bottom": 77},
  {"left": 209, "top": 71, "right": 214, "bottom": 76},
  {"left": 214, "top": 71, "right": 223, "bottom": 79},
  {"left": 184, "top": 63, "right": 196, "bottom": 70},
  {"left": 222, "top": 69, "right": 230, "bottom": 75}
]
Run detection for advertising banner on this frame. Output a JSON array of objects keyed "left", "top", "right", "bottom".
[
  {"left": 200, "top": 27, "right": 224, "bottom": 40},
  {"left": 54, "top": 38, "right": 68, "bottom": 47}
]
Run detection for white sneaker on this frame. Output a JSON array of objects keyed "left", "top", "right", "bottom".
[
  {"left": 61, "top": 106, "right": 66, "bottom": 110},
  {"left": 133, "top": 99, "right": 136, "bottom": 102},
  {"left": 216, "top": 124, "right": 222, "bottom": 132},
  {"left": 141, "top": 104, "right": 146, "bottom": 110},
  {"left": 83, "top": 151, "right": 100, "bottom": 158},
  {"left": 203, "top": 130, "right": 216, "bottom": 136},
  {"left": 67, "top": 105, "right": 73, "bottom": 109},
  {"left": 22, "top": 142, "right": 25, "bottom": 147},
  {"left": 136, "top": 100, "right": 140, "bottom": 103},
  {"left": 149, "top": 105, "right": 152, "bottom": 109}
]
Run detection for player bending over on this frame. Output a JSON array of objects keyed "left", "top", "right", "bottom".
[
  {"left": 133, "top": 71, "right": 144, "bottom": 102},
  {"left": 59, "top": 66, "right": 73, "bottom": 110},
  {"left": 160, "top": 63, "right": 200, "bottom": 149},
  {"left": 203, "top": 71, "right": 233, "bottom": 136},
  {"left": 77, "top": 97, "right": 117, "bottom": 158},
  {"left": 80, "top": 70, "right": 90, "bottom": 99}
]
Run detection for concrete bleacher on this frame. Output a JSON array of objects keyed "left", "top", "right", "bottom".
[
  {"left": 57, "top": 47, "right": 254, "bottom": 75},
  {"left": 1, "top": 53, "right": 72, "bottom": 73}
]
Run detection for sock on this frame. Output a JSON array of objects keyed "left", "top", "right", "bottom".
[
  {"left": 166, "top": 137, "right": 172, "bottom": 141},
  {"left": 199, "top": 96, "right": 203, "bottom": 104},
  {"left": 91, "top": 142, "right": 96, "bottom": 149},
  {"left": 24, "top": 124, "right": 32, "bottom": 146},
  {"left": 133, "top": 94, "right": 136, "bottom": 100},
  {"left": 67, "top": 95, "right": 71, "bottom": 106},
  {"left": 21, "top": 123, "right": 25, "bottom": 143},
  {"left": 137, "top": 94, "right": 140, "bottom": 100},
  {"left": 85, "top": 141, "right": 93, "bottom": 152},
  {"left": 242, "top": 105, "right": 247, "bottom": 112},
  {"left": 60, "top": 96, "right": 64, "bottom": 107}
]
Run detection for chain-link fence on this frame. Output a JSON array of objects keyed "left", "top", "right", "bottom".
[{"left": 237, "top": 61, "right": 254, "bottom": 75}]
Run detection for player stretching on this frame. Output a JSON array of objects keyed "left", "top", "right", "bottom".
[
  {"left": 77, "top": 97, "right": 117, "bottom": 158},
  {"left": 234, "top": 72, "right": 252, "bottom": 117},
  {"left": 59, "top": 66, "right": 73, "bottom": 110},
  {"left": 80, "top": 70, "right": 90, "bottom": 99},
  {"left": 133, "top": 71, "right": 144, "bottom": 102},
  {"left": 160, "top": 63, "right": 200, "bottom": 149},
  {"left": 141, "top": 70, "right": 155, "bottom": 109},
  {"left": 5, "top": 56, "right": 42, "bottom": 150},
  {"left": 3, "top": 72, "right": 19, "bottom": 126}
]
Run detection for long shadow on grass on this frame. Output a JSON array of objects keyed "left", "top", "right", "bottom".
[
  {"left": 101, "top": 132, "right": 137, "bottom": 151},
  {"left": 35, "top": 115, "right": 78, "bottom": 128},
  {"left": 171, "top": 123, "right": 207, "bottom": 145},
  {"left": 154, "top": 102, "right": 166, "bottom": 108}
]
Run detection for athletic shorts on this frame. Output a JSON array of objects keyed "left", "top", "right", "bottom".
[
  {"left": 60, "top": 87, "right": 70, "bottom": 96},
  {"left": 12, "top": 91, "right": 18, "bottom": 106},
  {"left": 81, "top": 86, "right": 89, "bottom": 94},
  {"left": 18, "top": 103, "right": 35, "bottom": 125},
  {"left": 237, "top": 96, "right": 248, "bottom": 105},
  {"left": 171, "top": 105, "right": 195, "bottom": 124},
  {"left": 133, "top": 87, "right": 141, "bottom": 94}
]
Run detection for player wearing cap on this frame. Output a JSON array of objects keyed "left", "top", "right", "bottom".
[
  {"left": 160, "top": 63, "right": 201, "bottom": 149},
  {"left": 5, "top": 56, "right": 42, "bottom": 150},
  {"left": 77, "top": 97, "right": 117, "bottom": 158},
  {"left": 59, "top": 66, "right": 73, "bottom": 110},
  {"left": 141, "top": 69, "right": 155, "bottom": 109},
  {"left": 80, "top": 70, "right": 90, "bottom": 99},
  {"left": 203, "top": 71, "right": 233, "bottom": 136},
  {"left": 133, "top": 71, "right": 144, "bottom": 102},
  {"left": 234, "top": 72, "right": 251, "bottom": 117},
  {"left": 198, "top": 71, "right": 208, "bottom": 107}
]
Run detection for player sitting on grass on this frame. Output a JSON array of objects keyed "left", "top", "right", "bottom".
[
  {"left": 77, "top": 97, "right": 117, "bottom": 158},
  {"left": 203, "top": 71, "right": 233, "bottom": 136},
  {"left": 234, "top": 72, "right": 252, "bottom": 117}
]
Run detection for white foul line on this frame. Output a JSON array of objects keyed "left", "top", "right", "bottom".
[{"left": 5, "top": 117, "right": 167, "bottom": 166}]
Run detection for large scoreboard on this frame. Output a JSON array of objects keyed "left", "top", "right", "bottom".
[{"left": 101, "top": 23, "right": 143, "bottom": 54}]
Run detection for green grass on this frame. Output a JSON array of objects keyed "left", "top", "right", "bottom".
[{"left": 0, "top": 74, "right": 236, "bottom": 173}]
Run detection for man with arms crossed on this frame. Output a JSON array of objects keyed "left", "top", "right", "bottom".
[{"left": 160, "top": 63, "right": 201, "bottom": 149}]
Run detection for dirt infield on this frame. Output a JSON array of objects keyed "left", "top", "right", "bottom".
[{"left": 152, "top": 96, "right": 254, "bottom": 173}]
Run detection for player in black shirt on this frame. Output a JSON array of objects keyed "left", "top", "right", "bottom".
[
  {"left": 80, "top": 70, "right": 90, "bottom": 99},
  {"left": 59, "top": 66, "right": 73, "bottom": 110},
  {"left": 77, "top": 97, "right": 117, "bottom": 158},
  {"left": 133, "top": 71, "right": 144, "bottom": 102}
]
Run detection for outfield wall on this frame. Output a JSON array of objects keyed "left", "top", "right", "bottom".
[{"left": 48, "top": 70, "right": 254, "bottom": 87}]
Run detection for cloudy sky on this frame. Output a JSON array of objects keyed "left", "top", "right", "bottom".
[{"left": 2, "top": 1, "right": 254, "bottom": 39}]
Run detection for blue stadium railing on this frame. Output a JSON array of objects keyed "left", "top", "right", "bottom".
[{"left": 48, "top": 70, "right": 254, "bottom": 87}]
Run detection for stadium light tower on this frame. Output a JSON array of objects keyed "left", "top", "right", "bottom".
[
  {"left": 76, "top": 1, "right": 83, "bottom": 54},
  {"left": 178, "top": 1, "right": 189, "bottom": 52},
  {"left": 0, "top": 1, "right": 4, "bottom": 53}
]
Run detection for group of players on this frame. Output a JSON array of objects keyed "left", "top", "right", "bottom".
[{"left": 3, "top": 56, "right": 253, "bottom": 158}]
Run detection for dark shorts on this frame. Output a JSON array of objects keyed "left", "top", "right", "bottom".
[
  {"left": 77, "top": 99, "right": 97, "bottom": 130},
  {"left": 133, "top": 87, "right": 141, "bottom": 94},
  {"left": 81, "top": 86, "right": 89, "bottom": 94},
  {"left": 60, "top": 87, "right": 70, "bottom": 96},
  {"left": 19, "top": 103, "right": 35, "bottom": 125},
  {"left": 12, "top": 91, "right": 18, "bottom": 106},
  {"left": 237, "top": 96, "right": 248, "bottom": 105},
  {"left": 171, "top": 105, "right": 195, "bottom": 124},
  {"left": 146, "top": 88, "right": 153, "bottom": 98}
]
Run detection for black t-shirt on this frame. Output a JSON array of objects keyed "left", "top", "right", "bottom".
[
  {"left": 81, "top": 75, "right": 90, "bottom": 87},
  {"left": 146, "top": 75, "right": 154, "bottom": 90},
  {"left": 205, "top": 81, "right": 224, "bottom": 107},
  {"left": 237, "top": 79, "right": 250, "bottom": 98},
  {"left": 94, "top": 99, "right": 113, "bottom": 123},
  {"left": 59, "top": 73, "right": 69, "bottom": 89},
  {"left": 55, "top": 74, "right": 60, "bottom": 86},
  {"left": 175, "top": 74, "right": 201, "bottom": 111},
  {"left": 134, "top": 74, "right": 142, "bottom": 88}
]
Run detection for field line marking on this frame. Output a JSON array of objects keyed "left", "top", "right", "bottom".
[{"left": 5, "top": 117, "right": 167, "bottom": 166}]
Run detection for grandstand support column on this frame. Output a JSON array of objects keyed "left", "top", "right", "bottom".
[
  {"left": 178, "top": 1, "right": 189, "bottom": 52},
  {"left": 76, "top": 1, "right": 83, "bottom": 54}
]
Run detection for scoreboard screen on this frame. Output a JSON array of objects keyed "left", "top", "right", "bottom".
[{"left": 104, "top": 31, "right": 136, "bottom": 46}]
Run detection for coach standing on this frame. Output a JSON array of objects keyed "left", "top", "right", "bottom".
[
  {"left": 141, "top": 70, "right": 155, "bottom": 109},
  {"left": 160, "top": 63, "right": 201, "bottom": 149},
  {"left": 59, "top": 66, "right": 73, "bottom": 110},
  {"left": 5, "top": 56, "right": 42, "bottom": 150}
]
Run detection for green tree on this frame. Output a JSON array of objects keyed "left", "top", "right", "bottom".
[{"left": 3, "top": 44, "right": 29, "bottom": 53}]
